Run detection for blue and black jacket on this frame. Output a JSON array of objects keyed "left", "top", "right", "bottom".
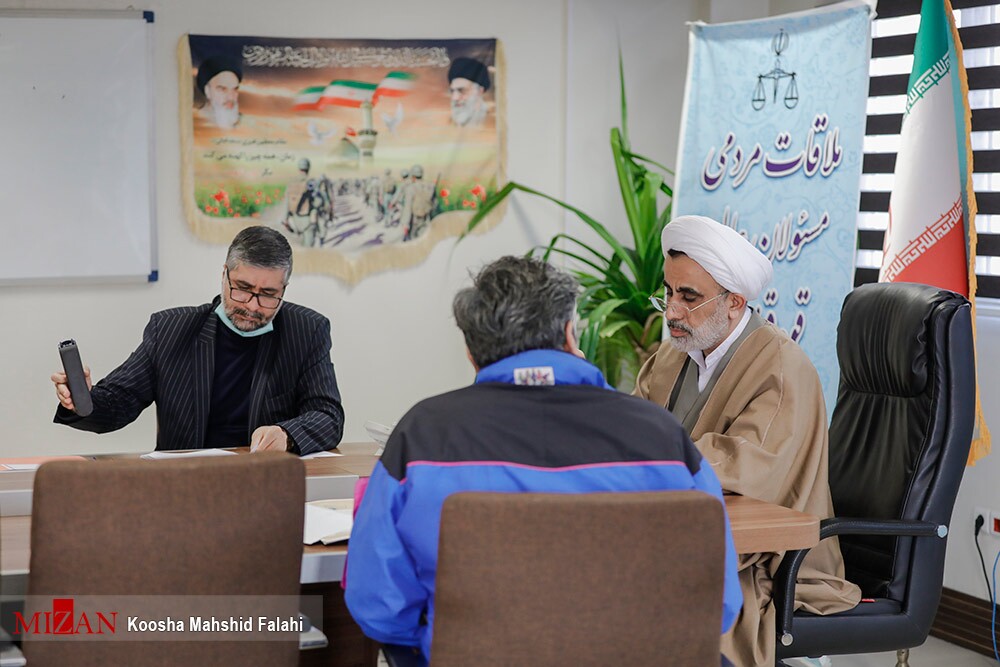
[{"left": 345, "top": 350, "right": 741, "bottom": 658}]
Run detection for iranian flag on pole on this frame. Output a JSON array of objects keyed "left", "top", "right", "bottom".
[
  {"left": 879, "top": 0, "right": 990, "bottom": 463},
  {"left": 293, "top": 86, "right": 325, "bottom": 111},
  {"left": 318, "top": 80, "right": 377, "bottom": 108},
  {"left": 373, "top": 71, "right": 415, "bottom": 103}
]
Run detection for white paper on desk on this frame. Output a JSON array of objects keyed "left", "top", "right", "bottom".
[
  {"left": 0, "top": 464, "right": 39, "bottom": 471},
  {"left": 300, "top": 451, "right": 344, "bottom": 459},
  {"left": 140, "top": 449, "right": 238, "bottom": 460},
  {"left": 303, "top": 501, "right": 353, "bottom": 545}
]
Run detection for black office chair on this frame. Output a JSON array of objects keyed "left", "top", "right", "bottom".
[{"left": 772, "top": 282, "right": 975, "bottom": 665}]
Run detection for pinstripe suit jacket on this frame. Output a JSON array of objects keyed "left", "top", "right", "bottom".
[{"left": 54, "top": 296, "right": 344, "bottom": 455}]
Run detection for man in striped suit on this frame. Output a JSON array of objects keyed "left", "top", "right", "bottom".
[{"left": 51, "top": 226, "right": 344, "bottom": 455}]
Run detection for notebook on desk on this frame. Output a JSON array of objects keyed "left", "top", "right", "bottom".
[{"left": 303, "top": 499, "right": 353, "bottom": 545}]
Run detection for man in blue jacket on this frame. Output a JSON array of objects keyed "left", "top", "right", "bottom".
[{"left": 345, "top": 255, "right": 740, "bottom": 659}]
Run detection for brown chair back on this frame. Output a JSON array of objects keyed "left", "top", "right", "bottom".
[
  {"left": 429, "top": 490, "right": 725, "bottom": 667},
  {"left": 23, "top": 453, "right": 304, "bottom": 667}
]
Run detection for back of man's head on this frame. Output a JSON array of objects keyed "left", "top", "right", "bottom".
[
  {"left": 225, "top": 226, "right": 293, "bottom": 281},
  {"left": 453, "top": 256, "right": 578, "bottom": 369}
]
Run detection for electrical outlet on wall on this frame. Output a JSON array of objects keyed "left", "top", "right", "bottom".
[
  {"left": 976, "top": 506, "right": 1000, "bottom": 537},
  {"left": 975, "top": 506, "right": 991, "bottom": 534}
]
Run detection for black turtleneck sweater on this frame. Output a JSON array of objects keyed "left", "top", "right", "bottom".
[{"left": 204, "top": 320, "right": 260, "bottom": 447}]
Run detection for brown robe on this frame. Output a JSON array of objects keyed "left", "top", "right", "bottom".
[{"left": 634, "top": 315, "right": 861, "bottom": 667}]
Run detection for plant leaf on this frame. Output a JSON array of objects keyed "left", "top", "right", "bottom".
[
  {"left": 600, "top": 318, "right": 632, "bottom": 338},
  {"left": 624, "top": 149, "right": 675, "bottom": 176},
  {"left": 585, "top": 298, "right": 628, "bottom": 326},
  {"left": 611, "top": 128, "right": 643, "bottom": 249},
  {"left": 487, "top": 181, "right": 640, "bottom": 277},
  {"left": 619, "top": 48, "right": 629, "bottom": 148},
  {"left": 461, "top": 181, "right": 517, "bottom": 238}
]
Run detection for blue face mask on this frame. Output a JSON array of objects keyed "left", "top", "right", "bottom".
[{"left": 215, "top": 303, "right": 274, "bottom": 338}]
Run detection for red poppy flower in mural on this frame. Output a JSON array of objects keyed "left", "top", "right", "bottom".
[
  {"left": 212, "top": 190, "right": 227, "bottom": 203},
  {"left": 462, "top": 199, "right": 471, "bottom": 208},
  {"left": 470, "top": 184, "right": 486, "bottom": 200},
  {"left": 440, "top": 188, "right": 450, "bottom": 199}
]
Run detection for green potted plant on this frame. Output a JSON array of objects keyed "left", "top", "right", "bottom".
[{"left": 464, "top": 59, "right": 672, "bottom": 389}]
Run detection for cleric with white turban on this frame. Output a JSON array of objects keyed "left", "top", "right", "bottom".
[
  {"left": 635, "top": 213, "right": 861, "bottom": 667},
  {"left": 660, "top": 214, "right": 773, "bottom": 301}
]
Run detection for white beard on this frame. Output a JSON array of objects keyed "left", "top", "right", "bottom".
[
  {"left": 450, "top": 98, "right": 486, "bottom": 127},
  {"left": 211, "top": 103, "right": 240, "bottom": 130},
  {"left": 666, "top": 300, "right": 731, "bottom": 353}
]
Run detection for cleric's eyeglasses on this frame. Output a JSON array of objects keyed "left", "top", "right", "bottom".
[
  {"left": 226, "top": 268, "right": 284, "bottom": 309},
  {"left": 649, "top": 290, "right": 729, "bottom": 316}
]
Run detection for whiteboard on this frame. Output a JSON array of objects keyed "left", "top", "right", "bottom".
[{"left": 0, "top": 11, "right": 156, "bottom": 282}]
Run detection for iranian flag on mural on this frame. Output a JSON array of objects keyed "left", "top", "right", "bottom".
[{"left": 880, "top": 0, "right": 990, "bottom": 463}]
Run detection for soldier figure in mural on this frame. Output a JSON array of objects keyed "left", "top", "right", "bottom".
[
  {"left": 284, "top": 158, "right": 335, "bottom": 247},
  {"left": 403, "top": 164, "right": 438, "bottom": 242}
]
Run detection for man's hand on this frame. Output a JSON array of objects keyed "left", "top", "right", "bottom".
[
  {"left": 250, "top": 425, "right": 289, "bottom": 452},
  {"left": 51, "top": 367, "right": 92, "bottom": 412}
]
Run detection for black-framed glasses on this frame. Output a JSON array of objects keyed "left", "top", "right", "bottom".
[
  {"left": 225, "top": 268, "right": 284, "bottom": 309},
  {"left": 649, "top": 290, "right": 729, "bottom": 316}
]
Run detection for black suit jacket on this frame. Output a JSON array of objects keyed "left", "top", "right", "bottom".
[{"left": 55, "top": 297, "right": 344, "bottom": 455}]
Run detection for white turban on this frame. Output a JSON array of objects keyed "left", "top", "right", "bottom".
[{"left": 661, "top": 215, "right": 773, "bottom": 300}]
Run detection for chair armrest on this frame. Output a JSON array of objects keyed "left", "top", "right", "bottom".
[
  {"left": 773, "top": 517, "right": 946, "bottom": 645},
  {"left": 381, "top": 643, "right": 428, "bottom": 667}
]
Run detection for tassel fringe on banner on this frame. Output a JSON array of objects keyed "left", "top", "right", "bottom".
[
  {"left": 176, "top": 37, "right": 509, "bottom": 285},
  {"left": 946, "top": 0, "right": 991, "bottom": 465}
]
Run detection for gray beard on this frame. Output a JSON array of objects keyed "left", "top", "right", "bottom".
[
  {"left": 211, "top": 103, "right": 240, "bottom": 129},
  {"left": 225, "top": 305, "right": 268, "bottom": 331},
  {"left": 666, "top": 301, "right": 731, "bottom": 353},
  {"left": 450, "top": 99, "right": 486, "bottom": 126}
]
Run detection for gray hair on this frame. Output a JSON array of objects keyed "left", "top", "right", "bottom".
[
  {"left": 453, "top": 255, "right": 579, "bottom": 368},
  {"left": 225, "top": 226, "right": 293, "bottom": 282}
]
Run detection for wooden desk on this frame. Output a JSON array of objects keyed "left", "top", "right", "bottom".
[
  {"left": 0, "top": 492, "right": 818, "bottom": 578},
  {"left": 725, "top": 494, "right": 819, "bottom": 554},
  {"left": 0, "top": 445, "right": 819, "bottom": 667},
  {"left": 0, "top": 443, "right": 378, "bottom": 518}
]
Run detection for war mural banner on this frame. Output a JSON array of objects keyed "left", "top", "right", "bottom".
[
  {"left": 673, "top": 1, "right": 871, "bottom": 412},
  {"left": 180, "top": 35, "right": 504, "bottom": 283}
]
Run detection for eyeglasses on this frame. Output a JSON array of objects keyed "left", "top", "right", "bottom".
[
  {"left": 649, "top": 290, "right": 729, "bottom": 316},
  {"left": 226, "top": 268, "right": 284, "bottom": 309}
]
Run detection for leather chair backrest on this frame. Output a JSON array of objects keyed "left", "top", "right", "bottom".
[
  {"left": 828, "top": 282, "right": 974, "bottom": 600},
  {"left": 24, "top": 453, "right": 305, "bottom": 667},
  {"left": 429, "top": 490, "right": 725, "bottom": 667}
]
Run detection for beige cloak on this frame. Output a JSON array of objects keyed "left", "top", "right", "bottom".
[{"left": 635, "top": 318, "right": 861, "bottom": 667}]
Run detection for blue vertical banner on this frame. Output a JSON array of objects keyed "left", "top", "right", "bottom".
[{"left": 674, "top": 0, "right": 872, "bottom": 413}]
